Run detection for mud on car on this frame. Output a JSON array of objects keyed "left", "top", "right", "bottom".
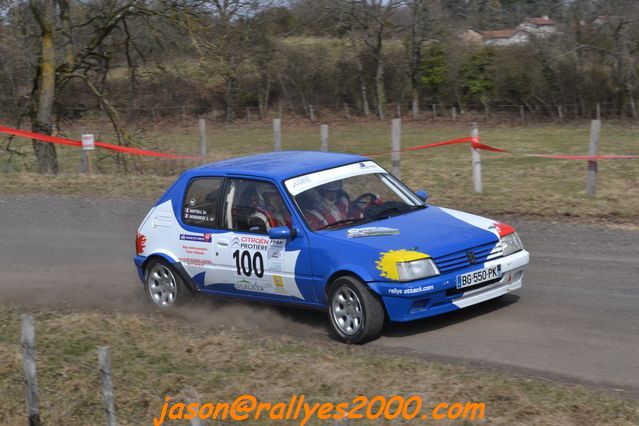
[{"left": 134, "top": 152, "right": 529, "bottom": 343}]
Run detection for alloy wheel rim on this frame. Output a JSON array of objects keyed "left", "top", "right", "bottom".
[
  {"left": 331, "top": 286, "right": 363, "bottom": 335},
  {"left": 147, "top": 264, "right": 177, "bottom": 307}
]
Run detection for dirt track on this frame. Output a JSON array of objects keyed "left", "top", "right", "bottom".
[{"left": 1, "top": 194, "right": 637, "bottom": 396}]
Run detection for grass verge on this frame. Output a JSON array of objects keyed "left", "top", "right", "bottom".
[
  {"left": 0, "top": 304, "right": 637, "bottom": 425},
  {"left": 1, "top": 121, "right": 638, "bottom": 224}
]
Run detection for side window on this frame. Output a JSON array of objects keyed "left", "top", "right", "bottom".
[
  {"left": 222, "top": 179, "right": 291, "bottom": 234},
  {"left": 182, "top": 177, "right": 223, "bottom": 228}
]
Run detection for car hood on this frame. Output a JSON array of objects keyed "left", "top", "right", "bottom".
[{"left": 317, "top": 205, "right": 499, "bottom": 259}]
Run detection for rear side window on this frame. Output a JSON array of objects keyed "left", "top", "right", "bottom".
[{"left": 182, "top": 177, "right": 223, "bottom": 228}]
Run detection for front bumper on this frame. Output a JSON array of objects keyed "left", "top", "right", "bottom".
[{"left": 368, "top": 249, "right": 529, "bottom": 322}]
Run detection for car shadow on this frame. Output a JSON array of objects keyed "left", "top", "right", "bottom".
[
  {"left": 380, "top": 294, "right": 520, "bottom": 338},
  {"left": 173, "top": 292, "right": 520, "bottom": 342}
]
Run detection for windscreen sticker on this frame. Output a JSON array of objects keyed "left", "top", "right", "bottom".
[{"left": 285, "top": 161, "right": 386, "bottom": 195}]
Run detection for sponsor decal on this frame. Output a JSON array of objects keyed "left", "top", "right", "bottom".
[
  {"left": 346, "top": 227, "right": 400, "bottom": 238},
  {"left": 179, "top": 233, "right": 212, "bottom": 243},
  {"left": 290, "top": 176, "right": 311, "bottom": 188},
  {"left": 181, "top": 245, "right": 208, "bottom": 256},
  {"left": 387, "top": 285, "right": 434, "bottom": 295},
  {"left": 189, "top": 197, "right": 197, "bottom": 207},
  {"left": 179, "top": 257, "right": 213, "bottom": 266},
  {"left": 490, "top": 222, "right": 516, "bottom": 237},
  {"left": 234, "top": 278, "right": 272, "bottom": 293},
  {"left": 376, "top": 249, "right": 430, "bottom": 281},
  {"left": 267, "top": 239, "right": 285, "bottom": 260}
]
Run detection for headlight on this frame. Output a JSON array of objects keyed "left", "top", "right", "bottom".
[
  {"left": 501, "top": 232, "right": 523, "bottom": 256},
  {"left": 396, "top": 258, "right": 440, "bottom": 281}
]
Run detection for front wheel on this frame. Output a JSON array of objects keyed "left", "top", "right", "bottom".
[
  {"left": 144, "top": 258, "right": 191, "bottom": 309},
  {"left": 328, "top": 276, "right": 385, "bottom": 344}
]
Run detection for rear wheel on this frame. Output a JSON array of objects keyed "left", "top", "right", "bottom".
[
  {"left": 144, "top": 258, "right": 191, "bottom": 309},
  {"left": 328, "top": 276, "right": 385, "bottom": 344}
]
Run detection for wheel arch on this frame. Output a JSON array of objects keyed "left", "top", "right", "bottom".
[{"left": 141, "top": 252, "right": 198, "bottom": 292}]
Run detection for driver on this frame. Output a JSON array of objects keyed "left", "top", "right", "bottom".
[{"left": 309, "top": 180, "right": 363, "bottom": 228}]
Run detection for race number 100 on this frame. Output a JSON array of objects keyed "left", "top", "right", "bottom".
[{"left": 232, "top": 250, "right": 264, "bottom": 278}]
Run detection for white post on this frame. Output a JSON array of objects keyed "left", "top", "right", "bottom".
[
  {"left": 198, "top": 118, "right": 207, "bottom": 158},
  {"left": 470, "top": 122, "right": 482, "bottom": 193},
  {"left": 596, "top": 103, "right": 601, "bottom": 120},
  {"left": 520, "top": 105, "right": 525, "bottom": 121},
  {"left": 273, "top": 118, "right": 282, "bottom": 151},
  {"left": 432, "top": 104, "right": 437, "bottom": 118},
  {"left": 22, "top": 314, "right": 41, "bottom": 426},
  {"left": 558, "top": 105, "right": 564, "bottom": 123},
  {"left": 98, "top": 346, "right": 117, "bottom": 426},
  {"left": 391, "top": 118, "right": 401, "bottom": 179},
  {"left": 320, "top": 124, "right": 329, "bottom": 152},
  {"left": 343, "top": 103, "right": 351, "bottom": 121},
  {"left": 308, "top": 104, "right": 315, "bottom": 122},
  {"left": 586, "top": 119, "right": 601, "bottom": 197},
  {"left": 452, "top": 106, "right": 457, "bottom": 121}
]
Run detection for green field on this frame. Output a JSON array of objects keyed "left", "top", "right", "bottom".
[
  {"left": 1, "top": 305, "right": 637, "bottom": 425},
  {"left": 2, "top": 120, "right": 638, "bottom": 224}
]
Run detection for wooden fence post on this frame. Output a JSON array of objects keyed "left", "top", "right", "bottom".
[
  {"left": 320, "top": 124, "right": 329, "bottom": 152},
  {"left": 273, "top": 119, "right": 282, "bottom": 151},
  {"left": 558, "top": 105, "right": 564, "bottom": 123},
  {"left": 470, "top": 122, "right": 482, "bottom": 193},
  {"left": 22, "top": 314, "right": 40, "bottom": 426},
  {"left": 391, "top": 118, "right": 401, "bottom": 179},
  {"left": 198, "top": 118, "right": 207, "bottom": 158},
  {"left": 451, "top": 106, "right": 457, "bottom": 121},
  {"left": 520, "top": 105, "right": 525, "bottom": 121},
  {"left": 98, "top": 346, "right": 117, "bottom": 426},
  {"left": 586, "top": 119, "right": 601, "bottom": 197}
]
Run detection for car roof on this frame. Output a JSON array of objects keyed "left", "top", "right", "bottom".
[{"left": 187, "top": 151, "right": 371, "bottom": 181}]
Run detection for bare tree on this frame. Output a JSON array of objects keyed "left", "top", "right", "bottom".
[
  {"left": 7, "top": 0, "right": 194, "bottom": 174},
  {"left": 336, "top": 0, "right": 406, "bottom": 120}
]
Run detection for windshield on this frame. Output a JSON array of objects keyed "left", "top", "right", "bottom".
[{"left": 285, "top": 162, "right": 424, "bottom": 231}]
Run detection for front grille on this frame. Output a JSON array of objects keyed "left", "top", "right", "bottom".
[{"left": 433, "top": 241, "right": 502, "bottom": 274}]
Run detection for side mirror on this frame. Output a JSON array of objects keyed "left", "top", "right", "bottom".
[
  {"left": 415, "top": 189, "right": 428, "bottom": 202},
  {"left": 269, "top": 226, "right": 297, "bottom": 240}
]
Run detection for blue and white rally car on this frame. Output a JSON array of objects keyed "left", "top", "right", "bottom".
[{"left": 134, "top": 152, "right": 529, "bottom": 343}]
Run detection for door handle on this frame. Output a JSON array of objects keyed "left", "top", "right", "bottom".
[{"left": 217, "top": 238, "right": 229, "bottom": 247}]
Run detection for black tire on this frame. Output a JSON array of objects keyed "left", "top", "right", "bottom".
[
  {"left": 144, "top": 258, "right": 192, "bottom": 310},
  {"left": 328, "top": 276, "right": 385, "bottom": 344}
]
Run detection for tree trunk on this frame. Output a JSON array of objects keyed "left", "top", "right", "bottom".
[
  {"left": 32, "top": 0, "right": 58, "bottom": 175},
  {"left": 224, "top": 74, "right": 236, "bottom": 122},
  {"left": 355, "top": 56, "right": 370, "bottom": 118},
  {"left": 375, "top": 56, "right": 386, "bottom": 120}
]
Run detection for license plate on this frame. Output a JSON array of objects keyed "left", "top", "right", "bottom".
[{"left": 456, "top": 265, "right": 502, "bottom": 289}]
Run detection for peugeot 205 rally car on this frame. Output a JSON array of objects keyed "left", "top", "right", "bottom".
[{"left": 134, "top": 151, "right": 529, "bottom": 343}]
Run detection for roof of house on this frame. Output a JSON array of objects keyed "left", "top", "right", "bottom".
[
  {"left": 480, "top": 29, "right": 519, "bottom": 39},
  {"left": 191, "top": 151, "right": 369, "bottom": 181},
  {"left": 524, "top": 17, "right": 556, "bottom": 26}
]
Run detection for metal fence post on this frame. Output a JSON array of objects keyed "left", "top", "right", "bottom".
[
  {"left": 320, "top": 124, "right": 329, "bottom": 152},
  {"left": 470, "top": 122, "right": 482, "bottom": 193},
  {"left": 586, "top": 119, "right": 601, "bottom": 197},
  {"left": 21, "top": 314, "right": 40, "bottom": 426},
  {"left": 391, "top": 118, "right": 401, "bottom": 179},
  {"left": 98, "top": 346, "right": 117, "bottom": 426},
  {"left": 273, "top": 118, "right": 282, "bottom": 151}
]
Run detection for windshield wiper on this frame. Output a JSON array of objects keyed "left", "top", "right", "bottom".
[
  {"left": 316, "top": 218, "right": 362, "bottom": 230},
  {"left": 371, "top": 204, "right": 424, "bottom": 220}
]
